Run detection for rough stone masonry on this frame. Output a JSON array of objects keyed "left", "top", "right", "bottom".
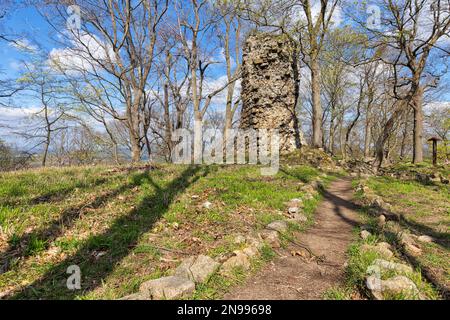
[{"left": 240, "top": 33, "right": 302, "bottom": 153}]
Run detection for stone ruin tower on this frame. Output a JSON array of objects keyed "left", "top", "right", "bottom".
[{"left": 240, "top": 33, "right": 301, "bottom": 153}]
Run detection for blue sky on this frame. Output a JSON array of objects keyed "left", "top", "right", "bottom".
[
  {"left": 1, "top": 2, "right": 449, "bottom": 149},
  {"left": 0, "top": 7, "right": 50, "bottom": 78}
]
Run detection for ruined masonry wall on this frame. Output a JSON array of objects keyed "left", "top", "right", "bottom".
[{"left": 240, "top": 33, "right": 300, "bottom": 152}]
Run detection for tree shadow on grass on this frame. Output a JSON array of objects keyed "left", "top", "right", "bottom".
[
  {"left": 279, "top": 167, "right": 315, "bottom": 183},
  {"left": 27, "top": 178, "right": 109, "bottom": 205},
  {"left": 1, "top": 176, "right": 111, "bottom": 208},
  {"left": 0, "top": 170, "right": 155, "bottom": 274},
  {"left": 368, "top": 205, "right": 450, "bottom": 250},
  {"left": 398, "top": 216, "right": 450, "bottom": 249},
  {"left": 8, "top": 165, "right": 208, "bottom": 299}
]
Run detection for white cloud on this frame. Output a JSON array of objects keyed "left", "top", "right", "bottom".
[
  {"left": 202, "top": 74, "right": 241, "bottom": 105},
  {"left": 49, "top": 32, "right": 115, "bottom": 73},
  {"left": 216, "top": 47, "right": 237, "bottom": 69},
  {"left": 424, "top": 101, "right": 450, "bottom": 113},
  {"left": 0, "top": 106, "right": 41, "bottom": 120},
  {"left": 0, "top": 107, "right": 42, "bottom": 138},
  {"left": 9, "top": 39, "right": 38, "bottom": 53},
  {"left": 9, "top": 60, "right": 24, "bottom": 71},
  {"left": 282, "top": 1, "right": 343, "bottom": 29}
]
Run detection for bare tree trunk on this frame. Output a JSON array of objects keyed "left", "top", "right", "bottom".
[
  {"left": 364, "top": 110, "right": 371, "bottom": 158},
  {"left": 113, "top": 143, "right": 120, "bottom": 165},
  {"left": 163, "top": 83, "right": 172, "bottom": 160},
  {"left": 42, "top": 133, "right": 50, "bottom": 167},
  {"left": 329, "top": 118, "right": 335, "bottom": 155},
  {"left": 400, "top": 112, "right": 409, "bottom": 160},
  {"left": 130, "top": 120, "right": 141, "bottom": 162},
  {"left": 412, "top": 87, "right": 424, "bottom": 163},
  {"left": 338, "top": 114, "right": 345, "bottom": 160},
  {"left": 373, "top": 107, "right": 404, "bottom": 169},
  {"left": 311, "top": 58, "right": 323, "bottom": 148}
]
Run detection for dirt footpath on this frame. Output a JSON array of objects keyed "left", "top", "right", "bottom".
[{"left": 224, "top": 178, "right": 361, "bottom": 300}]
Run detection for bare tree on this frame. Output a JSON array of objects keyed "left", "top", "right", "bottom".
[
  {"left": 41, "top": 0, "right": 169, "bottom": 162},
  {"left": 361, "top": 0, "right": 450, "bottom": 163},
  {"left": 16, "top": 59, "right": 68, "bottom": 166},
  {"left": 216, "top": 0, "right": 243, "bottom": 136},
  {"left": 176, "top": 0, "right": 239, "bottom": 159}
]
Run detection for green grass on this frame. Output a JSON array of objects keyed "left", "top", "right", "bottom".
[
  {"left": 361, "top": 174, "right": 449, "bottom": 293},
  {"left": 322, "top": 287, "right": 352, "bottom": 300},
  {"left": 341, "top": 204, "right": 442, "bottom": 300},
  {"left": 0, "top": 163, "right": 327, "bottom": 300}
]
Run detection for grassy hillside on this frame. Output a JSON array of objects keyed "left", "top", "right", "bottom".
[{"left": 0, "top": 163, "right": 332, "bottom": 299}]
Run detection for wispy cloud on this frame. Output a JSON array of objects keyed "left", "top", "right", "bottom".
[
  {"left": 49, "top": 32, "right": 114, "bottom": 73},
  {"left": 9, "top": 39, "right": 38, "bottom": 53}
]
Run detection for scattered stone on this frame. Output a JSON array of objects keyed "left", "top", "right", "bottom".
[
  {"left": 118, "top": 293, "right": 148, "bottom": 300},
  {"left": 378, "top": 215, "right": 386, "bottom": 228},
  {"left": 417, "top": 235, "right": 433, "bottom": 243},
  {"left": 372, "top": 197, "right": 385, "bottom": 208},
  {"left": 290, "top": 212, "right": 307, "bottom": 223},
  {"left": 139, "top": 276, "right": 195, "bottom": 300},
  {"left": 360, "top": 230, "right": 372, "bottom": 240},
  {"left": 202, "top": 201, "right": 212, "bottom": 209},
  {"left": 404, "top": 243, "right": 422, "bottom": 257},
  {"left": 366, "top": 275, "right": 419, "bottom": 300},
  {"left": 303, "top": 193, "right": 314, "bottom": 200},
  {"left": 221, "top": 252, "right": 251, "bottom": 273},
  {"left": 400, "top": 232, "right": 415, "bottom": 245},
  {"left": 174, "top": 255, "right": 220, "bottom": 284},
  {"left": 378, "top": 242, "right": 393, "bottom": 251},
  {"left": 372, "top": 259, "right": 413, "bottom": 274},
  {"left": 361, "top": 243, "right": 394, "bottom": 259},
  {"left": 288, "top": 207, "right": 299, "bottom": 214},
  {"left": 266, "top": 220, "right": 288, "bottom": 233},
  {"left": 399, "top": 232, "right": 423, "bottom": 256},
  {"left": 234, "top": 235, "right": 246, "bottom": 245},
  {"left": 191, "top": 195, "right": 200, "bottom": 200},
  {"left": 0, "top": 289, "right": 13, "bottom": 299},
  {"left": 260, "top": 230, "right": 281, "bottom": 248},
  {"left": 287, "top": 198, "right": 303, "bottom": 208},
  {"left": 92, "top": 251, "right": 107, "bottom": 260},
  {"left": 301, "top": 185, "right": 317, "bottom": 195},
  {"left": 242, "top": 246, "right": 259, "bottom": 258},
  {"left": 247, "top": 237, "right": 264, "bottom": 250}
]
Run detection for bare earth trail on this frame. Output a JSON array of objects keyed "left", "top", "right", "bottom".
[{"left": 224, "top": 178, "right": 361, "bottom": 300}]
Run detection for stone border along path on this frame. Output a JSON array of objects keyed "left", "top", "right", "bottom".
[
  {"left": 356, "top": 180, "right": 448, "bottom": 299},
  {"left": 224, "top": 178, "right": 362, "bottom": 300},
  {"left": 119, "top": 178, "right": 328, "bottom": 300}
]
